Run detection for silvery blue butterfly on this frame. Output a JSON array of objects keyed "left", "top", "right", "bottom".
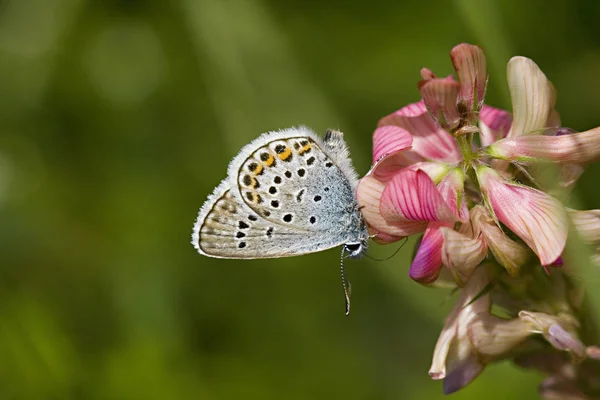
[{"left": 191, "top": 127, "right": 369, "bottom": 313}]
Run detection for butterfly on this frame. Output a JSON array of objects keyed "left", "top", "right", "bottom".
[{"left": 191, "top": 127, "right": 369, "bottom": 314}]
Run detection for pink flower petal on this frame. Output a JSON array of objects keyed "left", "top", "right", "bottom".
[
  {"left": 394, "top": 100, "right": 429, "bottom": 117},
  {"left": 420, "top": 67, "right": 436, "bottom": 80},
  {"left": 488, "top": 126, "right": 600, "bottom": 164},
  {"left": 450, "top": 44, "right": 488, "bottom": 116},
  {"left": 477, "top": 166, "right": 567, "bottom": 266},
  {"left": 480, "top": 105, "right": 513, "bottom": 133},
  {"left": 410, "top": 223, "right": 449, "bottom": 283},
  {"left": 440, "top": 227, "right": 487, "bottom": 286},
  {"left": 380, "top": 169, "right": 459, "bottom": 223},
  {"left": 429, "top": 267, "right": 490, "bottom": 382},
  {"left": 403, "top": 162, "right": 452, "bottom": 181},
  {"left": 378, "top": 101, "right": 462, "bottom": 163},
  {"left": 356, "top": 175, "right": 428, "bottom": 241},
  {"left": 569, "top": 209, "right": 600, "bottom": 244},
  {"left": 518, "top": 311, "right": 587, "bottom": 359},
  {"left": 420, "top": 78, "right": 461, "bottom": 130},
  {"left": 468, "top": 316, "right": 532, "bottom": 358},
  {"left": 470, "top": 205, "right": 529, "bottom": 276},
  {"left": 371, "top": 231, "right": 405, "bottom": 245},
  {"left": 547, "top": 108, "right": 562, "bottom": 128},
  {"left": 437, "top": 168, "right": 469, "bottom": 222},
  {"left": 372, "top": 159, "right": 449, "bottom": 183},
  {"left": 479, "top": 105, "right": 512, "bottom": 146},
  {"left": 506, "top": 57, "right": 556, "bottom": 139},
  {"left": 372, "top": 125, "right": 414, "bottom": 163}
]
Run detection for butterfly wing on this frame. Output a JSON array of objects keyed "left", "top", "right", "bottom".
[
  {"left": 231, "top": 128, "right": 361, "bottom": 232},
  {"left": 193, "top": 181, "right": 339, "bottom": 258},
  {"left": 192, "top": 127, "right": 368, "bottom": 259}
]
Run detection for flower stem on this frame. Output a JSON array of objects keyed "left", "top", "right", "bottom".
[{"left": 456, "top": 134, "right": 475, "bottom": 164}]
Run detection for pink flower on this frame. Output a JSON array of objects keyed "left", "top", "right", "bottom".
[{"left": 356, "top": 43, "right": 600, "bottom": 284}]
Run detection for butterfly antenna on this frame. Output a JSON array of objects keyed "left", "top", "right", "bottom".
[
  {"left": 364, "top": 237, "right": 409, "bottom": 261},
  {"left": 340, "top": 247, "right": 352, "bottom": 316}
]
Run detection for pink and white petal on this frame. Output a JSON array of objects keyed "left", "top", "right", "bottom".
[
  {"left": 418, "top": 75, "right": 457, "bottom": 91},
  {"left": 518, "top": 311, "right": 586, "bottom": 359},
  {"left": 410, "top": 223, "right": 450, "bottom": 283},
  {"left": 402, "top": 161, "right": 451, "bottom": 182},
  {"left": 458, "top": 215, "right": 475, "bottom": 238},
  {"left": 420, "top": 78, "right": 461, "bottom": 130},
  {"left": 440, "top": 227, "right": 487, "bottom": 286},
  {"left": 371, "top": 231, "right": 405, "bottom": 245},
  {"left": 506, "top": 57, "right": 555, "bottom": 138},
  {"left": 437, "top": 168, "right": 469, "bottom": 222},
  {"left": 458, "top": 197, "right": 469, "bottom": 222},
  {"left": 480, "top": 105, "right": 513, "bottom": 134},
  {"left": 568, "top": 209, "right": 600, "bottom": 244},
  {"left": 546, "top": 108, "right": 561, "bottom": 128},
  {"left": 470, "top": 205, "right": 529, "bottom": 276},
  {"left": 378, "top": 101, "right": 462, "bottom": 163},
  {"left": 369, "top": 151, "right": 425, "bottom": 182},
  {"left": 372, "top": 125, "right": 414, "bottom": 163},
  {"left": 477, "top": 166, "right": 567, "bottom": 266},
  {"left": 468, "top": 316, "right": 532, "bottom": 358},
  {"left": 479, "top": 121, "right": 499, "bottom": 148},
  {"left": 381, "top": 169, "right": 458, "bottom": 223},
  {"left": 450, "top": 44, "right": 488, "bottom": 114},
  {"left": 488, "top": 126, "right": 600, "bottom": 164},
  {"left": 356, "top": 175, "right": 428, "bottom": 241},
  {"left": 429, "top": 333, "right": 453, "bottom": 380},
  {"left": 420, "top": 67, "right": 436, "bottom": 80},
  {"left": 429, "top": 267, "right": 490, "bottom": 381},
  {"left": 395, "top": 100, "right": 429, "bottom": 117},
  {"left": 479, "top": 105, "right": 512, "bottom": 146}
]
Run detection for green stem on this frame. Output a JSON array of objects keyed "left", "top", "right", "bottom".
[{"left": 456, "top": 134, "right": 474, "bottom": 164}]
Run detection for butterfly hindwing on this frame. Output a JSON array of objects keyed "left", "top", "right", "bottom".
[{"left": 193, "top": 181, "right": 338, "bottom": 258}]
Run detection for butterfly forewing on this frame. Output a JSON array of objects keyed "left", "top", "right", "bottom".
[{"left": 234, "top": 136, "right": 356, "bottom": 235}]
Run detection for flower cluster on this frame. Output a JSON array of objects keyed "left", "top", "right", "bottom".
[{"left": 357, "top": 44, "right": 600, "bottom": 396}]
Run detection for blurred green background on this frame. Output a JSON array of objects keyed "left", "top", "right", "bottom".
[{"left": 2, "top": 0, "right": 600, "bottom": 399}]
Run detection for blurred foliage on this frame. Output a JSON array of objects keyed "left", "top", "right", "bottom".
[{"left": 1, "top": 0, "right": 600, "bottom": 399}]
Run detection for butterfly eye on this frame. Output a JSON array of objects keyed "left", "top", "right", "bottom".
[{"left": 345, "top": 243, "right": 361, "bottom": 252}]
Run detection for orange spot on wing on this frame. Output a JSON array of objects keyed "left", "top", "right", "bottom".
[
  {"left": 299, "top": 143, "right": 311, "bottom": 154},
  {"left": 253, "top": 164, "right": 264, "bottom": 175},
  {"left": 277, "top": 147, "right": 292, "bottom": 161},
  {"left": 264, "top": 154, "right": 275, "bottom": 167}
]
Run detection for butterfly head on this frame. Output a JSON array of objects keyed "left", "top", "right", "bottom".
[{"left": 344, "top": 241, "right": 367, "bottom": 258}]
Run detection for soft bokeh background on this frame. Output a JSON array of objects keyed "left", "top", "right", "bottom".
[{"left": 2, "top": 0, "right": 600, "bottom": 399}]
